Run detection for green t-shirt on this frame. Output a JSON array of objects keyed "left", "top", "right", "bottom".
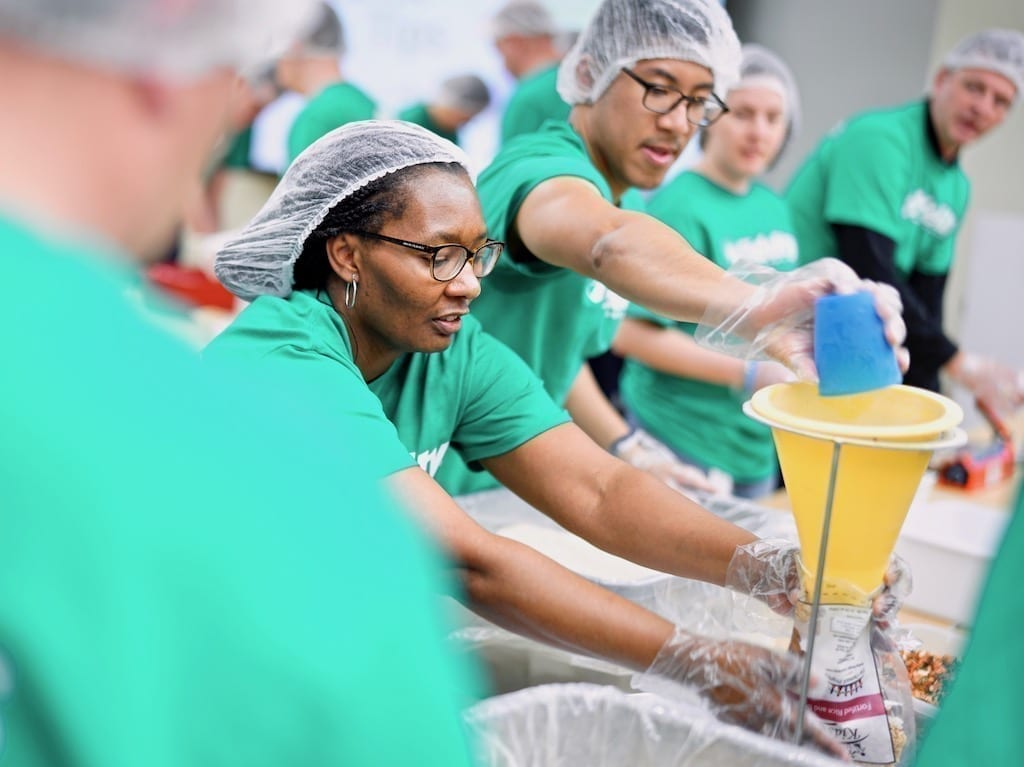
[
  {"left": 913, "top": 488, "right": 1024, "bottom": 766},
  {"left": 440, "top": 121, "right": 640, "bottom": 496},
  {"left": 0, "top": 216, "right": 478, "bottom": 766},
  {"left": 204, "top": 289, "right": 568, "bottom": 483},
  {"left": 472, "top": 120, "right": 641, "bottom": 406},
  {"left": 221, "top": 126, "right": 253, "bottom": 169},
  {"left": 500, "top": 63, "right": 571, "bottom": 144},
  {"left": 287, "top": 81, "right": 376, "bottom": 164},
  {"left": 397, "top": 102, "right": 459, "bottom": 145},
  {"left": 786, "top": 99, "right": 969, "bottom": 276},
  {"left": 620, "top": 171, "right": 798, "bottom": 482}
]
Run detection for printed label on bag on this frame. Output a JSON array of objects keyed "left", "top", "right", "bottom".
[{"left": 798, "top": 603, "right": 895, "bottom": 764}]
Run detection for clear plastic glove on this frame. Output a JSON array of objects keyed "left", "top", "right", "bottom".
[
  {"left": 946, "top": 352, "right": 1024, "bottom": 419},
  {"left": 633, "top": 627, "right": 849, "bottom": 760},
  {"left": 725, "top": 539, "right": 911, "bottom": 625},
  {"left": 697, "top": 258, "right": 909, "bottom": 382},
  {"left": 747, "top": 360, "right": 798, "bottom": 393},
  {"left": 610, "top": 426, "right": 728, "bottom": 495}
]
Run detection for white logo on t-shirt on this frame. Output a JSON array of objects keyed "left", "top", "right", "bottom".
[
  {"left": 723, "top": 231, "right": 799, "bottom": 268},
  {"left": 585, "top": 280, "right": 629, "bottom": 320},
  {"left": 413, "top": 442, "right": 450, "bottom": 477},
  {"left": 900, "top": 189, "right": 957, "bottom": 237}
]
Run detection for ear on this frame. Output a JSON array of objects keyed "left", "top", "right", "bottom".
[
  {"left": 575, "top": 55, "right": 596, "bottom": 95},
  {"left": 326, "top": 233, "right": 360, "bottom": 281},
  {"left": 932, "top": 68, "right": 952, "bottom": 93},
  {"left": 131, "top": 75, "right": 175, "bottom": 119}
]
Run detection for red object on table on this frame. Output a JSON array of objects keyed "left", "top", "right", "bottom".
[
  {"left": 938, "top": 399, "right": 1017, "bottom": 491},
  {"left": 147, "top": 263, "right": 235, "bottom": 311}
]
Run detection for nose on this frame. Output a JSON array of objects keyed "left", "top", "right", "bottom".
[
  {"left": 655, "top": 105, "right": 696, "bottom": 141},
  {"left": 446, "top": 262, "right": 482, "bottom": 301}
]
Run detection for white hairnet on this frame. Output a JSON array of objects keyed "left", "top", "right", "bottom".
[
  {"left": 436, "top": 74, "right": 492, "bottom": 114},
  {"left": 557, "top": 0, "right": 741, "bottom": 105},
  {"left": 732, "top": 44, "right": 801, "bottom": 155},
  {"left": 215, "top": 120, "right": 472, "bottom": 302},
  {"left": 942, "top": 27, "right": 1024, "bottom": 98},
  {"left": 0, "top": 0, "right": 323, "bottom": 81},
  {"left": 492, "top": 0, "right": 559, "bottom": 39}
]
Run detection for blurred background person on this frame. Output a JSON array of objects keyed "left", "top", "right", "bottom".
[
  {"left": 786, "top": 28, "right": 1024, "bottom": 417},
  {"left": 612, "top": 45, "right": 802, "bottom": 499},
  {"left": 491, "top": 0, "right": 570, "bottom": 143},
  {"left": 0, "top": 1, "right": 480, "bottom": 764},
  {"left": 397, "top": 73, "right": 492, "bottom": 145},
  {"left": 279, "top": 1, "right": 376, "bottom": 164}
]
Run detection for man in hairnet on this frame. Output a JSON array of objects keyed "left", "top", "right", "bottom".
[
  {"left": 397, "top": 73, "right": 491, "bottom": 145},
  {"left": 787, "top": 29, "right": 1024, "bottom": 416},
  {"left": 434, "top": 0, "right": 908, "bottom": 498},
  {"left": 491, "top": 0, "right": 571, "bottom": 142},
  {"left": 280, "top": 1, "right": 376, "bottom": 164},
  {"left": 0, "top": 2, "right": 478, "bottom": 764}
]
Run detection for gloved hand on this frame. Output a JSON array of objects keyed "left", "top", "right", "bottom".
[
  {"left": 633, "top": 627, "right": 849, "bottom": 760},
  {"left": 610, "top": 426, "right": 728, "bottom": 495},
  {"left": 726, "top": 538, "right": 911, "bottom": 626},
  {"left": 697, "top": 258, "right": 909, "bottom": 382},
  {"left": 745, "top": 360, "right": 797, "bottom": 393},
  {"left": 946, "top": 352, "right": 1024, "bottom": 419}
]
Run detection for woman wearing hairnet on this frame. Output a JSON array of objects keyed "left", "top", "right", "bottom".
[
  {"left": 435, "top": 0, "right": 907, "bottom": 500},
  {"left": 612, "top": 45, "right": 801, "bottom": 500},
  {"left": 209, "top": 119, "right": 850, "bottom": 758}
]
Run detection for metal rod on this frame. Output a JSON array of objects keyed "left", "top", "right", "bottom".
[{"left": 794, "top": 439, "right": 843, "bottom": 745}]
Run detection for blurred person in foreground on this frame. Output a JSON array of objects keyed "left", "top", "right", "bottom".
[
  {"left": 786, "top": 28, "right": 1024, "bottom": 417},
  {"left": 613, "top": 45, "right": 802, "bottom": 499},
  {"left": 491, "top": 0, "right": 570, "bottom": 143},
  {"left": 397, "top": 74, "right": 492, "bottom": 145},
  {"left": 280, "top": 1, "right": 376, "bottom": 164},
  {"left": 436, "top": 0, "right": 908, "bottom": 500},
  {"left": 0, "top": 2, "right": 479, "bottom": 765},
  {"left": 913, "top": 487, "right": 1024, "bottom": 765}
]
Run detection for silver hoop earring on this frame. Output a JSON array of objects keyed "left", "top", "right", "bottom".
[{"left": 344, "top": 278, "right": 358, "bottom": 309}]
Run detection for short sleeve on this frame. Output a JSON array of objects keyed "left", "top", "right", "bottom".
[
  {"left": 450, "top": 327, "right": 569, "bottom": 463},
  {"left": 821, "top": 126, "right": 909, "bottom": 241}
]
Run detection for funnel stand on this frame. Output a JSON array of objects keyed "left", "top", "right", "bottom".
[{"left": 793, "top": 440, "right": 842, "bottom": 745}]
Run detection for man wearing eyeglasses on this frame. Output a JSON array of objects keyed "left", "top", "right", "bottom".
[{"left": 436, "top": 0, "right": 908, "bottom": 497}]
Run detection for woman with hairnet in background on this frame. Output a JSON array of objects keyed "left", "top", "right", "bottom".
[
  {"left": 209, "top": 118, "right": 857, "bottom": 758},
  {"left": 612, "top": 45, "right": 802, "bottom": 500}
]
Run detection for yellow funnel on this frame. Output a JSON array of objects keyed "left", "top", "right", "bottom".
[{"left": 746, "top": 383, "right": 964, "bottom": 603}]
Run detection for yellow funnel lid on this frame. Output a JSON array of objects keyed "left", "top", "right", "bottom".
[{"left": 749, "top": 382, "right": 963, "bottom": 444}]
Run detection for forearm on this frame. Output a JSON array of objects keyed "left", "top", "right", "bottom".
[
  {"left": 387, "top": 466, "right": 672, "bottom": 671},
  {"left": 460, "top": 534, "right": 673, "bottom": 671},
  {"left": 612, "top": 318, "right": 745, "bottom": 387},
  {"left": 563, "top": 363, "right": 630, "bottom": 449},
  {"left": 488, "top": 427, "right": 759, "bottom": 586},
  {"left": 588, "top": 213, "right": 754, "bottom": 322}
]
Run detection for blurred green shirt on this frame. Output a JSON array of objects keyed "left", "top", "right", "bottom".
[
  {"left": 0, "top": 215, "right": 478, "bottom": 767},
  {"left": 397, "top": 102, "right": 459, "bottom": 145},
  {"left": 287, "top": 81, "right": 376, "bottom": 164},
  {"left": 500, "top": 63, "right": 570, "bottom": 144},
  {"left": 786, "top": 100, "right": 969, "bottom": 276}
]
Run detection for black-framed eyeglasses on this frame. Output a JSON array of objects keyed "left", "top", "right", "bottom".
[
  {"left": 620, "top": 67, "right": 729, "bottom": 128},
  {"left": 352, "top": 230, "right": 504, "bottom": 282}
]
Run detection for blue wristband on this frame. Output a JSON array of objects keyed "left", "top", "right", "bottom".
[{"left": 743, "top": 361, "right": 759, "bottom": 396}]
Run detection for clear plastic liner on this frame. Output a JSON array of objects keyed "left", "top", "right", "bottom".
[{"left": 466, "top": 682, "right": 845, "bottom": 767}]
